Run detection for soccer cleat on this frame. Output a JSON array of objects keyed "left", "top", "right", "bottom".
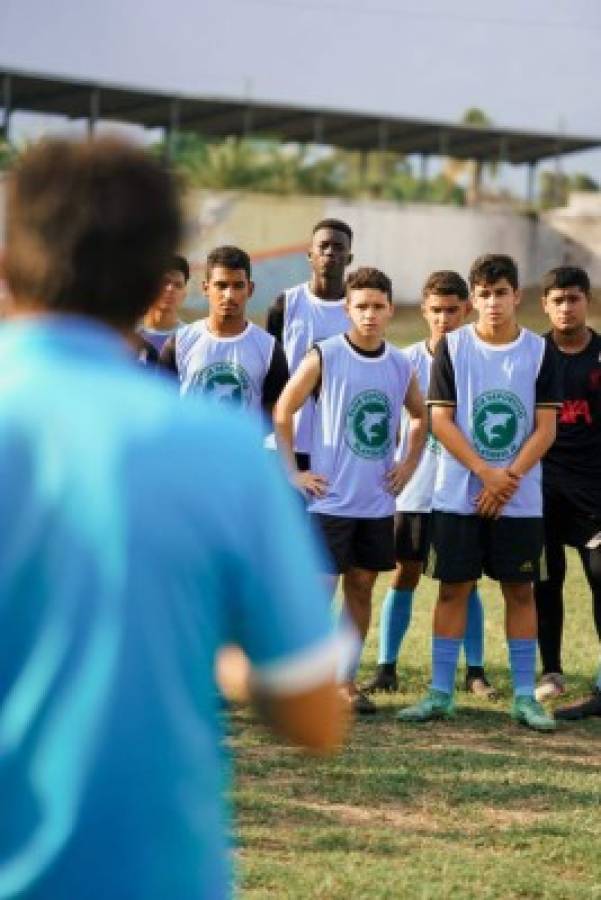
[
  {"left": 554, "top": 689, "right": 601, "bottom": 721},
  {"left": 396, "top": 688, "right": 454, "bottom": 722},
  {"left": 465, "top": 671, "right": 498, "bottom": 700},
  {"left": 361, "top": 665, "right": 398, "bottom": 694},
  {"left": 511, "top": 696, "right": 556, "bottom": 732},
  {"left": 351, "top": 689, "right": 378, "bottom": 716},
  {"left": 535, "top": 672, "right": 566, "bottom": 702}
]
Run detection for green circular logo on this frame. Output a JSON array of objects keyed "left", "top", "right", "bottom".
[
  {"left": 472, "top": 390, "right": 527, "bottom": 460},
  {"left": 426, "top": 431, "right": 442, "bottom": 456},
  {"left": 192, "top": 362, "right": 251, "bottom": 406},
  {"left": 345, "top": 390, "right": 392, "bottom": 459}
]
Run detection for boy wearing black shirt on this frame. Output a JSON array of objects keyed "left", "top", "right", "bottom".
[{"left": 534, "top": 266, "right": 601, "bottom": 718}]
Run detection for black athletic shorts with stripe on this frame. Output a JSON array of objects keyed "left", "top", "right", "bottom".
[
  {"left": 394, "top": 511, "right": 432, "bottom": 563},
  {"left": 425, "top": 511, "right": 545, "bottom": 583}
]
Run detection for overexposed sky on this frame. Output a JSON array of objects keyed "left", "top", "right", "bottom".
[{"left": 2, "top": 0, "right": 601, "bottom": 188}]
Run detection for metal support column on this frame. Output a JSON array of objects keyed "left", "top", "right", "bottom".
[
  {"left": 554, "top": 138, "right": 564, "bottom": 206},
  {"left": 312, "top": 115, "right": 324, "bottom": 145},
  {"left": 377, "top": 120, "right": 388, "bottom": 187},
  {"left": 358, "top": 149, "right": 369, "bottom": 192},
  {"left": 88, "top": 87, "right": 100, "bottom": 136},
  {"left": 243, "top": 105, "right": 253, "bottom": 139},
  {"left": 526, "top": 161, "right": 537, "bottom": 204},
  {"left": 165, "top": 98, "right": 180, "bottom": 165},
  {"left": 1, "top": 73, "right": 12, "bottom": 142}
]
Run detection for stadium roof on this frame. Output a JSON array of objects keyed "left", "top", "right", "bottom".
[{"left": 3, "top": 68, "right": 601, "bottom": 166}]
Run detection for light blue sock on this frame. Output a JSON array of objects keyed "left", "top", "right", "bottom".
[
  {"left": 508, "top": 638, "right": 536, "bottom": 698},
  {"left": 464, "top": 588, "right": 484, "bottom": 668},
  {"left": 431, "top": 637, "right": 462, "bottom": 696},
  {"left": 336, "top": 608, "right": 364, "bottom": 683},
  {"left": 378, "top": 588, "right": 414, "bottom": 664}
]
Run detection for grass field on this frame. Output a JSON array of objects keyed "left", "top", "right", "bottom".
[
  {"left": 230, "top": 300, "right": 601, "bottom": 899},
  {"left": 231, "top": 559, "right": 601, "bottom": 899}
]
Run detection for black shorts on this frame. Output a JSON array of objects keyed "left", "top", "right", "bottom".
[
  {"left": 310, "top": 513, "right": 395, "bottom": 575},
  {"left": 543, "top": 488, "right": 601, "bottom": 549},
  {"left": 394, "top": 511, "right": 431, "bottom": 563},
  {"left": 295, "top": 452, "right": 311, "bottom": 472},
  {"left": 425, "top": 512, "right": 544, "bottom": 583}
]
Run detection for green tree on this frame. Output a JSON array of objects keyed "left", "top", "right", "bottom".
[
  {"left": 538, "top": 170, "right": 599, "bottom": 209},
  {"left": 444, "top": 108, "right": 499, "bottom": 203},
  {"left": 154, "top": 131, "right": 467, "bottom": 205},
  {"left": 569, "top": 172, "right": 599, "bottom": 192},
  {"left": 0, "top": 139, "right": 16, "bottom": 170}
]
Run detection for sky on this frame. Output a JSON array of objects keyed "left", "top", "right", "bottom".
[{"left": 2, "top": 0, "right": 601, "bottom": 193}]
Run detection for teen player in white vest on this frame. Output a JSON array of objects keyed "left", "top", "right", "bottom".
[
  {"left": 275, "top": 267, "right": 427, "bottom": 714},
  {"left": 363, "top": 271, "right": 495, "bottom": 699},
  {"left": 398, "top": 254, "right": 561, "bottom": 732},
  {"left": 267, "top": 220, "right": 353, "bottom": 469},
  {"left": 160, "top": 246, "right": 289, "bottom": 422}
]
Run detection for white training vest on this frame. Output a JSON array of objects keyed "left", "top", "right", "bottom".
[
  {"left": 176, "top": 320, "right": 275, "bottom": 414},
  {"left": 396, "top": 341, "right": 439, "bottom": 513},
  {"left": 282, "top": 283, "right": 350, "bottom": 454},
  {"left": 432, "top": 325, "right": 546, "bottom": 518},
  {"left": 309, "top": 335, "right": 413, "bottom": 518}
]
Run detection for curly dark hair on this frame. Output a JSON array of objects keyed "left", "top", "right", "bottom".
[{"left": 5, "top": 137, "right": 181, "bottom": 328}]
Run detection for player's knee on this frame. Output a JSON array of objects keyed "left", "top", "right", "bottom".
[
  {"left": 392, "top": 560, "right": 422, "bottom": 591},
  {"left": 344, "top": 568, "right": 376, "bottom": 601},
  {"left": 438, "top": 582, "right": 472, "bottom": 606},
  {"left": 504, "top": 582, "right": 534, "bottom": 608}
]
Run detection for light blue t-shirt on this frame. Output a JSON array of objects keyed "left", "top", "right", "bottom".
[{"left": 0, "top": 317, "right": 335, "bottom": 900}]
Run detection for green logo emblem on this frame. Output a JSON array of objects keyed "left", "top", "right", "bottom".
[
  {"left": 192, "top": 362, "right": 251, "bottom": 406},
  {"left": 472, "top": 390, "right": 527, "bottom": 461},
  {"left": 426, "top": 431, "right": 441, "bottom": 456},
  {"left": 345, "top": 390, "right": 392, "bottom": 459}
]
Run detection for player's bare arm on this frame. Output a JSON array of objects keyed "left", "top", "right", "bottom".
[
  {"left": 216, "top": 644, "right": 348, "bottom": 752},
  {"left": 255, "top": 677, "right": 349, "bottom": 754},
  {"left": 475, "top": 406, "right": 557, "bottom": 518},
  {"left": 386, "top": 374, "right": 427, "bottom": 494},
  {"left": 431, "top": 405, "right": 520, "bottom": 517},
  {"left": 508, "top": 406, "right": 557, "bottom": 478},
  {"left": 274, "top": 348, "right": 329, "bottom": 497}
]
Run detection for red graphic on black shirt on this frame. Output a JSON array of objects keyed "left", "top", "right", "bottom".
[{"left": 559, "top": 399, "right": 592, "bottom": 425}]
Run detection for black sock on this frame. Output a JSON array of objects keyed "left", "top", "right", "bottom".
[
  {"left": 466, "top": 665, "right": 485, "bottom": 679},
  {"left": 379, "top": 662, "right": 396, "bottom": 676}
]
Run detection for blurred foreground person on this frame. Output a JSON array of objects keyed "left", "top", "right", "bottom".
[{"left": 0, "top": 138, "right": 346, "bottom": 900}]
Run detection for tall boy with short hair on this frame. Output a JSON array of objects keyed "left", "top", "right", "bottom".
[
  {"left": 398, "top": 254, "right": 561, "bottom": 732},
  {"left": 267, "top": 218, "right": 353, "bottom": 468},
  {"left": 534, "top": 266, "right": 601, "bottom": 718},
  {"left": 363, "top": 271, "right": 495, "bottom": 698},
  {"left": 161, "top": 245, "right": 288, "bottom": 418},
  {"left": 275, "top": 267, "right": 427, "bottom": 713}
]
